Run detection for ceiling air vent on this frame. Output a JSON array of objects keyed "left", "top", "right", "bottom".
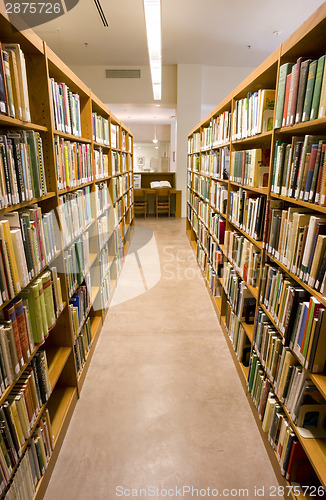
[{"left": 106, "top": 70, "right": 141, "bottom": 79}]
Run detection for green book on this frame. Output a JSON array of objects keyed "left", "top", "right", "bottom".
[
  {"left": 40, "top": 270, "right": 56, "bottom": 331},
  {"left": 19, "top": 285, "right": 44, "bottom": 345},
  {"left": 310, "top": 55, "right": 325, "bottom": 120},
  {"left": 35, "top": 278, "right": 48, "bottom": 338},
  {"left": 24, "top": 130, "right": 41, "bottom": 198},
  {"left": 275, "top": 63, "right": 294, "bottom": 129},
  {"left": 302, "top": 60, "right": 318, "bottom": 122}
]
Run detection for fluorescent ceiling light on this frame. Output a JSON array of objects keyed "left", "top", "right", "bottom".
[{"left": 143, "top": 0, "right": 162, "bottom": 101}]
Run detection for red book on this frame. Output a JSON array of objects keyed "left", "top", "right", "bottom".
[
  {"left": 2, "top": 303, "right": 23, "bottom": 366},
  {"left": 13, "top": 297, "right": 30, "bottom": 363},
  {"left": 282, "top": 73, "right": 292, "bottom": 127}
]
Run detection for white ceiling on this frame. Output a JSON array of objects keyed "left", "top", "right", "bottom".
[
  {"left": 33, "top": 0, "right": 326, "bottom": 124},
  {"left": 34, "top": 0, "right": 326, "bottom": 67}
]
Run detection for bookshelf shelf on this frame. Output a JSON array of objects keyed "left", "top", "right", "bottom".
[
  {"left": 270, "top": 192, "right": 326, "bottom": 214},
  {"left": 93, "top": 141, "right": 110, "bottom": 149},
  {"left": 53, "top": 130, "right": 92, "bottom": 144},
  {"left": 58, "top": 180, "right": 94, "bottom": 195},
  {"left": 229, "top": 181, "right": 268, "bottom": 196},
  {"left": 187, "top": 3, "right": 326, "bottom": 494},
  {"left": 278, "top": 116, "right": 326, "bottom": 134},
  {"left": 0, "top": 115, "right": 48, "bottom": 131},
  {"left": 77, "top": 315, "right": 102, "bottom": 393},
  {"left": 47, "top": 386, "right": 78, "bottom": 445},
  {"left": 228, "top": 219, "right": 263, "bottom": 250},
  {"left": 0, "top": 5, "right": 134, "bottom": 497},
  {"left": 266, "top": 251, "right": 326, "bottom": 308},
  {"left": 0, "top": 191, "right": 57, "bottom": 215},
  {"left": 232, "top": 130, "right": 273, "bottom": 146},
  {"left": 47, "top": 347, "right": 72, "bottom": 390}
]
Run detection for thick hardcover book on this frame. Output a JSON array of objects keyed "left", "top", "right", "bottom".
[
  {"left": 302, "top": 60, "right": 318, "bottom": 122},
  {"left": 1, "top": 304, "right": 23, "bottom": 367},
  {"left": 275, "top": 63, "right": 294, "bottom": 128},
  {"left": 295, "top": 59, "right": 311, "bottom": 123},
  {"left": 310, "top": 55, "right": 325, "bottom": 120},
  {"left": 307, "top": 308, "right": 326, "bottom": 373},
  {"left": 2, "top": 44, "right": 31, "bottom": 122}
]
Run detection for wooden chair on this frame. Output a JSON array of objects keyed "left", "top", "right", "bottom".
[
  {"left": 134, "top": 189, "right": 148, "bottom": 218},
  {"left": 155, "top": 188, "right": 171, "bottom": 217}
]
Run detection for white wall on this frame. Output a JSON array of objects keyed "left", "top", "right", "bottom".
[
  {"left": 201, "top": 65, "right": 256, "bottom": 119},
  {"left": 130, "top": 124, "right": 171, "bottom": 142},
  {"left": 134, "top": 142, "right": 170, "bottom": 172},
  {"left": 176, "top": 65, "right": 202, "bottom": 217},
  {"left": 70, "top": 64, "right": 177, "bottom": 105}
]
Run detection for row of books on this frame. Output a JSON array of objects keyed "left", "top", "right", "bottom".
[
  {"left": 205, "top": 261, "right": 220, "bottom": 298},
  {"left": 64, "top": 232, "right": 90, "bottom": 291},
  {"left": 0, "top": 130, "right": 47, "bottom": 209},
  {"left": 110, "top": 124, "right": 120, "bottom": 150},
  {"left": 4, "top": 409, "right": 53, "bottom": 498},
  {"left": 193, "top": 173, "right": 210, "bottom": 201},
  {"left": 221, "top": 261, "right": 256, "bottom": 324},
  {"left": 209, "top": 213, "right": 225, "bottom": 245},
  {"left": 224, "top": 230, "right": 261, "bottom": 288},
  {"left": 188, "top": 153, "right": 200, "bottom": 172},
  {"left": 98, "top": 211, "right": 110, "bottom": 252},
  {"left": 91, "top": 113, "right": 109, "bottom": 146},
  {"left": 260, "top": 264, "right": 326, "bottom": 373},
  {"left": 206, "top": 237, "right": 223, "bottom": 279},
  {"left": 69, "top": 283, "right": 92, "bottom": 340},
  {"left": 275, "top": 56, "right": 326, "bottom": 129},
  {"left": 95, "top": 182, "right": 110, "bottom": 217},
  {"left": 64, "top": 236, "right": 91, "bottom": 298},
  {"left": 0, "top": 207, "right": 57, "bottom": 302},
  {"left": 100, "top": 265, "right": 112, "bottom": 311},
  {"left": 111, "top": 173, "right": 130, "bottom": 204},
  {"left": 0, "top": 352, "right": 51, "bottom": 484},
  {"left": 111, "top": 150, "right": 121, "bottom": 175},
  {"left": 58, "top": 187, "right": 92, "bottom": 248},
  {"left": 228, "top": 189, "right": 266, "bottom": 241},
  {"left": 212, "top": 111, "right": 231, "bottom": 147},
  {"left": 226, "top": 311, "right": 251, "bottom": 366},
  {"left": 20, "top": 269, "right": 62, "bottom": 347},
  {"left": 247, "top": 357, "right": 321, "bottom": 486},
  {"left": 50, "top": 79, "right": 81, "bottom": 137},
  {"left": 271, "top": 135, "right": 326, "bottom": 206},
  {"left": 190, "top": 193, "right": 209, "bottom": 227},
  {"left": 265, "top": 206, "right": 326, "bottom": 294},
  {"left": 229, "top": 148, "right": 269, "bottom": 188},
  {"left": 210, "top": 180, "right": 227, "bottom": 214},
  {"left": 200, "top": 126, "right": 212, "bottom": 150},
  {"left": 121, "top": 152, "right": 131, "bottom": 174},
  {"left": 232, "top": 89, "right": 275, "bottom": 141},
  {"left": 187, "top": 112, "right": 231, "bottom": 152},
  {"left": 74, "top": 317, "right": 92, "bottom": 376},
  {"left": 114, "top": 195, "right": 129, "bottom": 224},
  {"left": 94, "top": 148, "right": 109, "bottom": 180},
  {"left": 99, "top": 245, "right": 111, "bottom": 285},
  {"left": 54, "top": 137, "right": 92, "bottom": 190},
  {"left": 0, "top": 43, "right": 31, "bottom": 122}
]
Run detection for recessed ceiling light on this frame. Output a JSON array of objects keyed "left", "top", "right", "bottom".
[{"left": 143, "top": 0, "right": 161, "bottom": 101}]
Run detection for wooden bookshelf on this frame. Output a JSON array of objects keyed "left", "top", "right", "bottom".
[
  {"left": 0, "top": 4, "right": 134, "bottom": 498},
  {"left": 187, "top": 3, "right": 326, "bottom": 497}
]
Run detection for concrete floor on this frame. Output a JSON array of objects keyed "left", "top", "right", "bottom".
[{"left": 44, "top": 218, "right": 281, "bottom": 500}]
